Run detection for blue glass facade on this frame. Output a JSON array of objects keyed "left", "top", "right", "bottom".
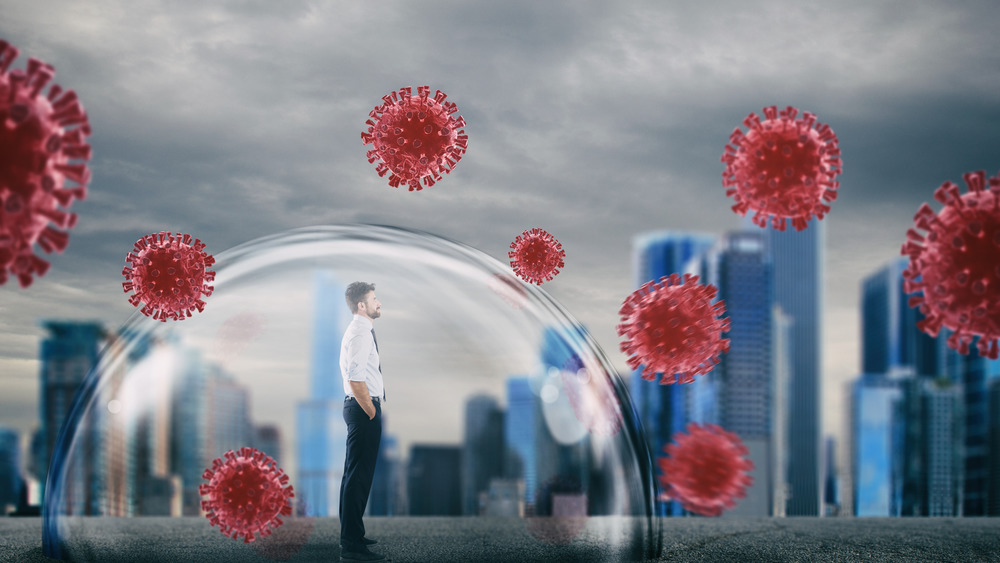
[
  {"left": 852, "top": 374, "right": 901, "bottom": 516},
  {"left": 629, "top": 231, "right": 716, "bottom": 516},
  {"left": 296, "top": 271, "right": 348, "bottom": 516},
  {"left": 766, "top": 224, "right": 822, "bottom": 516},
  {"left": 504, "top": 377, "right": 537, "bottom": 507}
]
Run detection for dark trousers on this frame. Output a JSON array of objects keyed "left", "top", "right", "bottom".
[{"left": 339, "top": 397, "right": 382, "bottom": 550}]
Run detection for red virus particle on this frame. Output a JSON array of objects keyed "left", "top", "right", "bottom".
[
  {"left": 560, "top": 356, "right": 622, "bottom": 436},
  {"left": 214, "top": 311, "right": 268, "bottom": 367},
  {"left": 122, "top": 231, "right": 216, "bottom": 321},
  {"left": 361, "top": 85, "right": 468, "bottom": 191},
  {"left": 901, "top": 170, "right": 1000, "bottom": 359},
  {"left": 721, "top": 105, "right": 841, "bottom": 231},
  {"left": 617, "top": 273, "right": 730, "bottom": 384},
  {"left": 509, "top": 228, "right": 565, "bottom": 285},
  {"left": 0, "top": 39, "right": 91, "bottom": 287},
  {"left": 200, "top": 447, "right": 295, "bottom": 543},
  {"left": 657, "top": 423, "right": 754, "bottom": 517}
]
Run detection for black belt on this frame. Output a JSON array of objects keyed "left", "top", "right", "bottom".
[{"left": 346, "top": 395, "right": 379, "bottom": 403}]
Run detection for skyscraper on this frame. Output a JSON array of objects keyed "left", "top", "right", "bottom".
[
  {"left": 462, "top": 395, "right": 504, "bottom": 515},
  {"left": 505, "top": 377, "right": 536, "bottom": 508},
  {"left": 170, "top": 347, "right": 252, "bottom": 515},
  {"left": 37, "top": 321, "right": 105, "bottom": 511},
  {"left": 697, "top": 230, "right": 778, "bottom": 516},
  {"left": 629, "top": 231, "right": 716, "bottom": 516},
  {"left": 860, "top": 258, "right": 997, "bottom": 516},
  {"left": 0, "top": 427, "right": 21, "bottom": 514},
  {"left": 850, "top": 372, "right": 902, "bottom": 516},
  {"left": 296, "top": 270, "right": 348, "bottom": 516},
  {"left": 407, "top": 445, "right": 462, "bottom": 515},
  {"left": 766, "top": 223, "right": 822, "bottom": 516},
  {"left": 861, "top": 257, "right": 947, "bottom": 378},
  {"left": 987, "top": 378, "right": 1000, "bottom": 516}
]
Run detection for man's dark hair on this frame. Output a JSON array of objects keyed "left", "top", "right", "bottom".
[{"left": 345, "top": 281, "right": 376, "bottom": 314}]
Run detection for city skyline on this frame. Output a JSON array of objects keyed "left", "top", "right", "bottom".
[{"left": 3, "top": 3, "right": 1000, "bottom": 477}]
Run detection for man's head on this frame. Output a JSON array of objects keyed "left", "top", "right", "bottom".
[{"left": 345, "top": 281, "right": 380, "bottom": 320}]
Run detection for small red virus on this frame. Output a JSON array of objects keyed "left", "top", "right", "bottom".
[
  {"left": 560, "top": 357, "right": 622, "bottom": 436},
  {"left": 617, "top": 273, "right": 730, "bottom": 384},
  {"left": 901, "top": 170, "right": 1000, "bottom": 359},
  {"left": 657, "top": 423, "right": 754, "bottom": 517},
  {"left": 200, "top": 447, "right": 295, "bottom": 543},
  {"left": 721, "top": 105, "right": 841, "bottom": 231},
  {"left": 509, "top": 228, "right": 565, "bottom": 285},
  {"left": 362, "top": 85, "right": 468, "bottom": 191},
  {"left": 122, "top": 231, "right": 216, "bottom": 321},
  {"left": 0, "top": 39, "right": 91, "bottom": 287}
]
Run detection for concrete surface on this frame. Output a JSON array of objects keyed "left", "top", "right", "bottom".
[{"left": 2, "top": 516, "right": 999, "bottom": 562}]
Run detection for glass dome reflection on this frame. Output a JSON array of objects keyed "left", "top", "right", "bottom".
[{"left": 43, "top": 225, "right": 661, "bottom": 562}]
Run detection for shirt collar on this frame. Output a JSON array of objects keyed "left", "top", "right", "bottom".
[{"left": 353, "top": 314, "right": 374, "bottom": 329}]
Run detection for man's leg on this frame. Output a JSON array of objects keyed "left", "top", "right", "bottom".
[{"left": 340, "top": 400, "right": 373, "bottom": 550}]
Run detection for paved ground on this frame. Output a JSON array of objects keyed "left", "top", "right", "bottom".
[{"left": 2, "top": 516, "right": 999, "bottom": 562}]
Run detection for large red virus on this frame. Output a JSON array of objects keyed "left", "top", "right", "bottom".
[
  {"left": 721, "top": 105, "right": 841, "bottom": 231},
  {"left": 0, "top": 39, "right": 91, "bottom": 287},
  {"left": 901, "top": 170, "right": 1000, "bottom": 359},
  {"left": 200, "top": 447, "right": 295, "bottom": 543},
  {"left": 362, "top": 85, "right": 468, "bottom": 191},
  {"left": 122, "top": 231, "right": 216, "bottom": 321},
  {"left": 617, "top": 273, "right": 730, "bottom": 384},
  {"left": 657, "top": 423, "right": 754, "bottom": 517},
  {"left": 509, "top": 228, "right": 565, "bottom": 285}
]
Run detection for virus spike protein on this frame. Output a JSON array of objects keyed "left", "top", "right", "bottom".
[
  {"left": 657, "top": 423, "right": 754, "bottom": 517},
  {"left": 0, "top": 39, "right": 92, "bottom": 287},
  {"left": 122, "top": 231, "right": 216, "bottom": 321},
  {"left": 617, "top": 273, "right": 730, "bottom": 384},
  {"left": 509, "top": 228, "right": 565, "bottom": 285},
  {"left": 362, "top": 85, "right": 468, "bottom": 191},
  {"left": 199, "top": 447, "right": 295, "bottom": 543},
  {"left": 900, "top": 170, "right": 1000, "bottom": 359},
  {"left": 721, "top": 105, "right": 841, "bottom": 231}
]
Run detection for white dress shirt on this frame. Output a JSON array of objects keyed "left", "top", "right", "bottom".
[{"left": 340, "top": 314, "right": 384, "bottom": 400}]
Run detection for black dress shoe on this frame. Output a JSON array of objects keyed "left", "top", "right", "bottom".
[
  {"left": 361, "top": 537, "right": 378, "bottom": 545},
  {"left": 341, "top": 547, "right": 385, "bottom": 562}
]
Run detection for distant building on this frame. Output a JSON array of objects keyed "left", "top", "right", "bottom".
[
  {"left": 481, "top": 478, "right": 523, "bottom": 517},
  {"left": 171, "top": 350, "right": 251, "bottom": 515},
  {"left": 254, "top": 424, "right": 283, "bottom": 468},
  {"left": 988, "top": 379, "right": 1000, "bottom": 516},
  {"left": 629, "top": 231, "right": 716, "bottom": 516},
  {"left": 958, "top": 351, "right": 1000, "bottom": 515},
  {"left": 407, "top": 445, "right": 461, "bottom": 516},
  {"left": 505, "top": 377, "right": 537, "bottom": 509},
  {"left": 37, "top": 321, "right": 105, "bottom": 512},
  {"left": 822, "top": 436, "right": 839, "bottom": 516},
  {"left": 765, "top": 222, "right": 823, "bottom": 516},
  {"left": 0, "top": 427, "right": 22, "bottom": 514},
  {"left": 296, "top": 271, "right": 348, "bottom": 516},
  {"left": 696, "top": 231, "right": 778, "bottom": 516},
  {"left": 922, "top": 379, "right": 964, "bottom": 516},
  {"left": 462, "top": 395, "right": 504, "bottom": 515},
  {"left": 850, "top": 372, "right": 901, "bottom": 516}
]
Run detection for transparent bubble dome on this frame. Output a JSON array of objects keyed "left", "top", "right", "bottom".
[{"left": 43, "top": 225, "right": 662, "bottom": 562}]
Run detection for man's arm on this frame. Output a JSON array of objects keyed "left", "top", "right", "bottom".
[{"left": 350, "top": 380, "right": 377, "bottom": 420}]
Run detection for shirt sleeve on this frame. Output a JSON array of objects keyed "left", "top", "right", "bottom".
[{"left": 345, "top": 332, "right": 373, "bottom": 382}]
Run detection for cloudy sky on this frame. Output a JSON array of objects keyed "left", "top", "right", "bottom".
[{"left": 2, "top": 0, "right": 999, "bottom": 471}]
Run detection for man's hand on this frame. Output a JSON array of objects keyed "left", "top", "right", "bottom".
[{"left": 349, "top": 380, "right": 377, "bottom": 420}]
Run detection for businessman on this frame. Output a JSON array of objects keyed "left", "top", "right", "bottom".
[{"left": 339, "top": 281, "right": 386, "bottom": 563}]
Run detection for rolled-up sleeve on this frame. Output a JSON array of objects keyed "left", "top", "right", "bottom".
[{"left": 346, "top": 333, "right": 373, "bottom": 382}]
